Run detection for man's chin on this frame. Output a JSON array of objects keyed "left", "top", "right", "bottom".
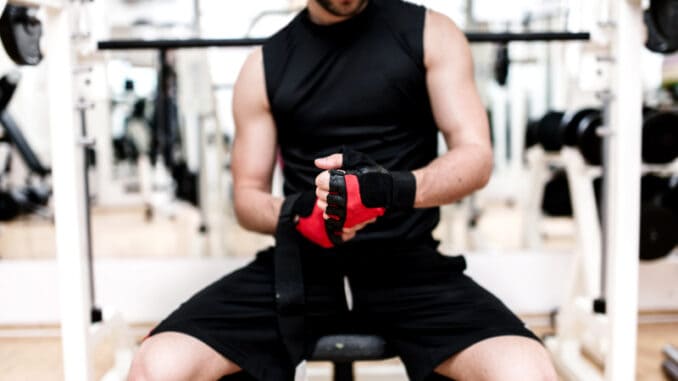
[{"left": 318, "top": 0, "right": 367, "bottom": 18}]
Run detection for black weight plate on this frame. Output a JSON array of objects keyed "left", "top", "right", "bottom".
[
  {"left": 661, "top": 176, "right": 678, "bottom": 218},
  {"left": 560, "top": 108, "right": 599, "bottom": 147},
  {"left": 642, "top": 111, "right": 678, "bottom": 164},
  {"left": 537, "top": 111, "right": 565, "bottom": 151},
  {"left": 541, "top": 170, "right": 572, "bottom": 216},
  {"left": 645, "top": 0, "right": 678, "bottom": 54},
  {"left": 525, "top": 119, "right": 540, "bottom": 149},
  {"left": 577, "top": 112, "right": 603, "bottom": 165},
  {"left": 639, "top": 204, "right": 678, "bottom": 260},
  {"left": 641, "top": 174, "right": 671, "bottom": 205}
]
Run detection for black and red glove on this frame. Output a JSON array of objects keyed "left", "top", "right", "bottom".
[
  {"left": 292, "top": 191, "right": 340, "bottom": 248},
  {"left": 324, "top": 148, "right": 416, "bottom": 245}
]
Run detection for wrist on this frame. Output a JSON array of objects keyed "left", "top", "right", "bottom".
[{"left": 390, "top": 171, "right": 416, "bottom": 209}]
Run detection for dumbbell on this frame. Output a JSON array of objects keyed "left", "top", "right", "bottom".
[
  {"left": 527, "top": 108, "right": 599, "bottom": 161},
  {"left": 533, "top": 109, "right": 601, "bottom": 152},
  {"left": 530, "top": 108, "right": 678, "bottom": 165},
  {"left": 576, "top": 108, "right": 678, "bottom": 165}
]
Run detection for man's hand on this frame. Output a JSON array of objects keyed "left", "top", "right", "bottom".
[
  {"left": 314, "top": 153, "right": 378, "bottom": 242},
  {"left": 292, "top": 191, "right": 337, "bottom": 248},
  {"left": 315, "top": 148, "right": 417, "bottom": 241}
]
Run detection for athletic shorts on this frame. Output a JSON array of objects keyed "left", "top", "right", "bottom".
[{"left": 149, "top": 240, "right": 539, "bottom": 381}]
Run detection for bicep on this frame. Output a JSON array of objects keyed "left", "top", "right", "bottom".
[
  {"left": 424, "top": 11, "right": 490, "bottom": 150},
  {"left": 231, "top": 48, "right": 278, "bottom": 194}
]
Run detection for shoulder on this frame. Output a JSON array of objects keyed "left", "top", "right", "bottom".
[
  {"left": 240, "top": 47, "right": 264, "bottom": 78},
  {"left": 375, "top": 0, "right": 426, "bottom": 23},
  {"left": 234, "top": 47, "right": 269, "bottom": 109},
  {"left": 423, "top": 10, "right": 469, "bottom": 68}
]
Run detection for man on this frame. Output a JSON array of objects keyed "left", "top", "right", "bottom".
[{"left": 128, "top": 0, "right": 558, "bottom": 380}]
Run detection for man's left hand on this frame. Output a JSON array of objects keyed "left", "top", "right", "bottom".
[{"left": 314, "top": 148, "right": 416, "bottom": 233}]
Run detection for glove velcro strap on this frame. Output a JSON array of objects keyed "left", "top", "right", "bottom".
[
  {"left": 356, "top": 169, "right": 416, "bottom": 210},
  {"left": 390, "top": 171, "right": 416, "bottom": 209}
]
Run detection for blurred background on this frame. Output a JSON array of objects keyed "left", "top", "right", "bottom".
[{"left": 0, "top": 0, "right": 675, "bottom": 380}]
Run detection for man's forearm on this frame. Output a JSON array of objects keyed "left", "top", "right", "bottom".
[
  {"left": 412, "top": 143, "right": 493, "bottom": 208},
  {"left": 233, "top": 187, "right": 284, "bottom": 235}
]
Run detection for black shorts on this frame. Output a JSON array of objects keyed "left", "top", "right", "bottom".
[{"left": 150, "top": 241, "right": 539, "bottom": 381}]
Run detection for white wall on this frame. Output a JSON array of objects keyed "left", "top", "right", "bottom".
[{"left": 2, "top": 252, "right": 677, "bottom": 325}]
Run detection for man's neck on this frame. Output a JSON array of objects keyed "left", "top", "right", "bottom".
[{"left": 306, "top": 0, "right": 368, "bottom": 25}]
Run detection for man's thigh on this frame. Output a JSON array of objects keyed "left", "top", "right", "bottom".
[
  {"left": 130, "top": 331, "right": 241, "bottom": 380},
  {"left": 434, "top": 335, "right": 557, "bottom": 381},
  {"left": 145, "top": 247, "right": 350, "bottom": 381},
  {"left": 351, "top": 245, "right": 541, "bottom": 381}
]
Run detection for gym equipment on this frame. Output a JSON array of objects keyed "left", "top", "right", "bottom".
[
  {"left": 645, "top": 0, "right": 678, "bottom": 54},
  {"left": 0, "top": 4, "right": 43, "bottom": 65},
  {"left": 98, "top": 32, "right": 591, "bottom": 51},
  {"left": 663, "top": 176, "right": 677, "bottom": 217},
  {"left": 172, "top": 160, "right": 198, "bottom": 207},
  {"left": 308, "top": 334, "right": 396, "bottom": 381},
  {"left": 0, "top": 71, "right": 51, "bottom": 222},
  {"left": 0, "top": 72, "right": 50, "bottom": 177},
  {"left": 535, "top": 111, "right": 566, "bottom": 152},
  {"left": 595, "top": 174, "right": 678, "bottom": 260},
  {"left": 639, "top": 175, "right": 678, "bottom": 260},
  {"left": 574, "top": 111, "right": 604, "bottom": 165},
  {"left": 76, "top": 101, "right": 102, "bottom": 323},
  {"left": 541, "top": 169, "right": 572, "bottom": 216},
  {"left": 525, "top": 119, "right": 540, "bottom": 149},
  {"left": 0, "top": 189, "right": 19, "bottom": 221},
  {"left": 639, "top": 205, "right": 678, "bottom": 260},
  {"left": 494, "top": 43, "right": 509, "bottom": 86},
  {"left": 642, "top": 110, "right": 678, "bottom": 164},
  {"left": 532, "top": 107, "right": 678, "bottom": 166},
  {"left": 560, "top": 108, "right": 599, "bottom": 147},
  {"left": 0, "top": 71, "right": 18, "bottom": 110},
  {"left": 534, "top": 109, "right": 602, "bottom": 153},
  {"left": 0, "top": 112, "right": 51, "bottom": 176},
  {"left": 544, "top": 172, "right": 676, "bottom": 260}
]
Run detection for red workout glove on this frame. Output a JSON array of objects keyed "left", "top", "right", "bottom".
[
  {"left": 292, "top": 191, "right": 340, "bottom": 248},
  {"left": 323, "top": 148, "right": 417, "bottom": 246}
]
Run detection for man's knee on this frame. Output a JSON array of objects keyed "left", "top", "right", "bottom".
[
  {"left": 127, "top": 332, "right": 239, "bottom": 381},
  {"left": 490, "top": 357, "right": 558, "bottom": 381},
  {"left": 127, "top": 348, "right": 174, "bottom": 381}
]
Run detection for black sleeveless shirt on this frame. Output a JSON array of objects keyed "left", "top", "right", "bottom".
[{"left": 263, "top": 0, "right": 439, "bottom": 244}]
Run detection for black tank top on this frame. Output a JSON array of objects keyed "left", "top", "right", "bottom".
[{"left": 263, "top": 0, "right": 439, "bottom": 244}]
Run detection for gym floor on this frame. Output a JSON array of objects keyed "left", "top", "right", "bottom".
[{"left": 0, "top": 203, "right": 674, "bottom": 380}]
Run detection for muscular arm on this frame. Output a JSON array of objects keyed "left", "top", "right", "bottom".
[
  {"left": 412, "top": 10, "right": 492, "bottom": 208},
  {"left": 315, "top": 11, "right": 491, "bottom": 211},
  {"left": 231, "top": 48, "right": 282, "bottom": 234}
]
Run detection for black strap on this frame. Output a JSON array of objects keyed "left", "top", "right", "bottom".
[{"left": 274, "top": 194, "right": 306, "bottom": 364}]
